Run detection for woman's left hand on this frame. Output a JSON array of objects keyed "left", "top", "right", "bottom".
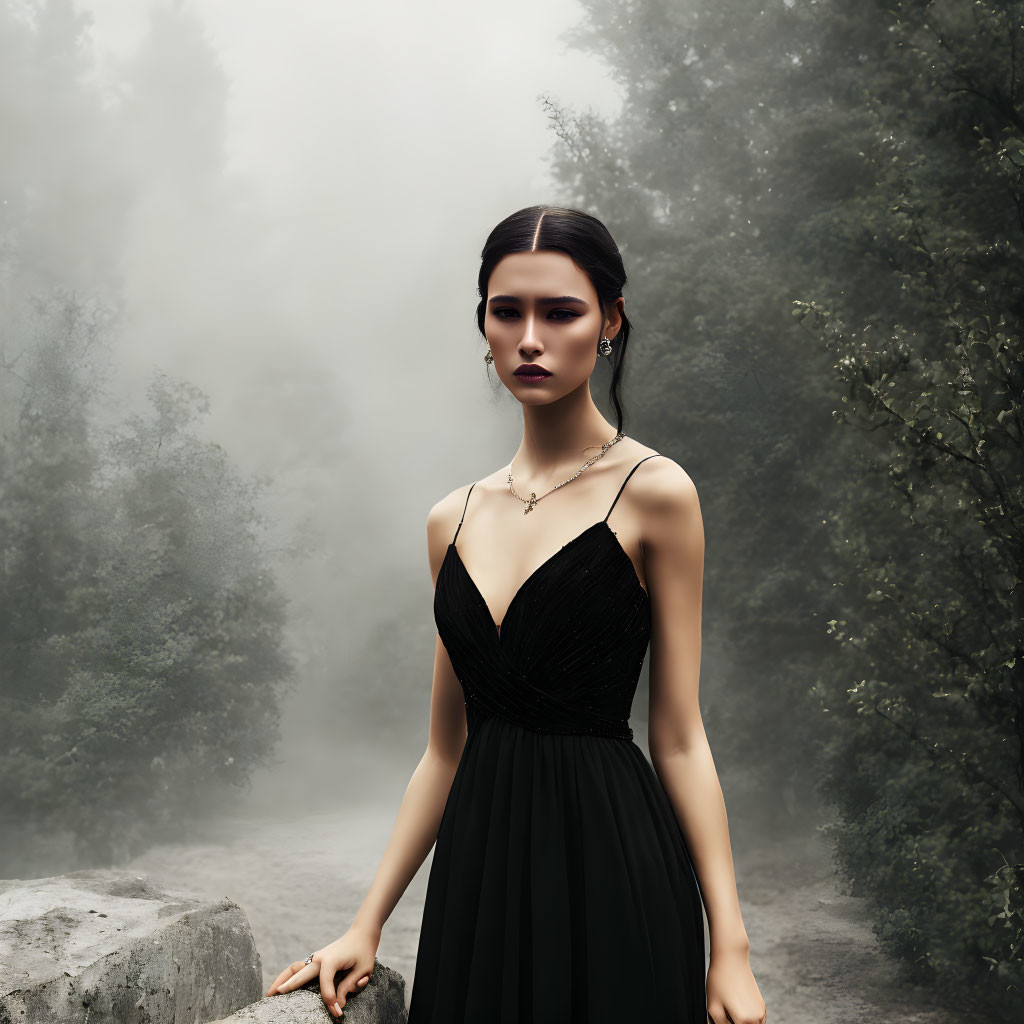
[{"left": 705, "top": 945, "right": 767, "bottom": 1024}]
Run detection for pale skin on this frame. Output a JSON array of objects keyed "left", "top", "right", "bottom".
[{"left": 267, "top": 248, "right": 767, "bottom": 1024}]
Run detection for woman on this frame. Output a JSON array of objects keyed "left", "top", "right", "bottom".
[{"left": 267, "top": 206, "right": 767, "bottom": 1023}]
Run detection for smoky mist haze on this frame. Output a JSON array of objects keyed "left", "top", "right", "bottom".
[
  {"left": 7, "top": 1, "right": 1014, "bottom": 1017},
  {"left": 2, "top": 0, "right": 625, "bottom": 808},
  {"left": 0, "top": 0, "right": 647, "bottom": 995}
]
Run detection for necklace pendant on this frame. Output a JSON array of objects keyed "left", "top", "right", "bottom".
[{"left": 509, "top": 432, "right": 624, "bottom": 515}]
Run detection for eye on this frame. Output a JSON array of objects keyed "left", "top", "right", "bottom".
[{"left": 491, "top": 308, "right": 581, "bottom": 320}]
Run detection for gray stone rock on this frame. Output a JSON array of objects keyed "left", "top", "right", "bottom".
[
  {"left": 209, "top": 959, "right": 407, "bottom": 1023},
  {"left": 0, "top": 868, "right": 262, "bottom": 1023}
]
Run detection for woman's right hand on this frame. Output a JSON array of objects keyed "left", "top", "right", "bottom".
[{"left": 265, "top": 924, "right": 380, "bottom": 1018}]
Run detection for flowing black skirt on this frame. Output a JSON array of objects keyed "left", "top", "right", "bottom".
[{"left": 406, "top": 713, "right": 707, "bottom": 1023}]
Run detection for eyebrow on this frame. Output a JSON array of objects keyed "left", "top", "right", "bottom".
[{"left": 488, "top": 295, "right": 589, "bottom": 306}]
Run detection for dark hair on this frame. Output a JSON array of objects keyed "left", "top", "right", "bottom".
[{"left": 475, "top": 205, "right": 632, "bottom": 435}]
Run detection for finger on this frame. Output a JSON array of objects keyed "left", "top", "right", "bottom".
[
  {"left": 319, "top": 958, "right": 362, "bottom": 1014},
  {"left": 266, "top": 962, "right": 302, "bottom": 995},
  {"left": 334, "top": 957, "right": 375, "bottom": 1009},
  {"left": 320, "top": 962, "right": 340, "bottom": 1006},
  {"left": 276, "top": 961, "right": 318, "bottom": 994}
]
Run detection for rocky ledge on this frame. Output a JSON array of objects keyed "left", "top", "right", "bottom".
[{"left": 0, "top": 870, "right": 407, "bottom": 1023}]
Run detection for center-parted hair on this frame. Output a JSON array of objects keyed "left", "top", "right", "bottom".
[{"left": 475, "top": 205, "right": 632, "bottom": 435}]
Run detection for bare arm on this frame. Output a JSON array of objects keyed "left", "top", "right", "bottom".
[
  {"left": 350, "top": 489, "right": 470, "bottom": 938},
  {"left": 642, "top": 462, "right": 746, "bottom": 953},
  {"left": 639, "top": 459, "right": 766, "bottom": 1024},
  {"left": 269, "top": 488, "right": 471, "bottom": 1017},
  {"left": 350, "top": 635, "right": 467, "bottom": 937}
]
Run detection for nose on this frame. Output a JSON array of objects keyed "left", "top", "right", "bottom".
[{"left": 518, "top": 311, "right": 544, "bottom": 356}]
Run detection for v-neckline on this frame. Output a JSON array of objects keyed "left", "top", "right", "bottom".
[{"left": 447, "top": 519, "right": 648, "bottom": 640}]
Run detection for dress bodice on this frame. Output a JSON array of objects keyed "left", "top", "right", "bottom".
[{"left": 433, "top": 455, "right": 661, "bottom": 741}]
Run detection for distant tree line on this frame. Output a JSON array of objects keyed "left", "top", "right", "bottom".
[
  {"left": 0, "top": 293, "right": 296, "bottom": 873},
  {"left": 545, "top": 0, "right": 1022, "bottom": 1012}
]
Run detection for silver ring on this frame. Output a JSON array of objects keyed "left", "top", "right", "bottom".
[{"left": 304, "top": 952, "right": 315, "bottom": 965}]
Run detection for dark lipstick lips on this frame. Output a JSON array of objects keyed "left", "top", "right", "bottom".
[{"left": 514, "top": 364, "right": 551, "bottom": 376}]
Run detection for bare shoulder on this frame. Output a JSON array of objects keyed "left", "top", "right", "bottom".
[
  {"left": 427, "top": 480, "right": 475, "bottom": 536},
  {"left": 425, "top": 480, "right": 476, "bottom": 583},
  {"left": 623, "top": 450, "right": 702, "bottom": 551},
  {"left": 632, "top": 451, "right": 699, "bottom": 511}
]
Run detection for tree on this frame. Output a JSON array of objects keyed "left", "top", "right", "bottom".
[
  {"left": 794, "top": 0, "right": 1024, "bottom": 1003},
  {"left": 547, "top": 0, "right": 1023, "bottom": 1010},
  {"left": 0, "top": 293, "right": 297, "bottom": 872}
]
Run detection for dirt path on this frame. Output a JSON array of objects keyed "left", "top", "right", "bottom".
[
  {"left": 126, "top": 799, "right": 971, "bottom": 1021},
  {"left": 730, "top": 827, "right": 968, "bottom": 1024}
]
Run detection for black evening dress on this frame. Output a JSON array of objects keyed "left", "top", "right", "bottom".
[{"left": 407, "top": 455, "right": 707, "bottom": 1023}]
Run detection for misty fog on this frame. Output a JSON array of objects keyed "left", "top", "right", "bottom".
[{"left": 3, "top": 1, "right": 1017, "bottom": 1021}]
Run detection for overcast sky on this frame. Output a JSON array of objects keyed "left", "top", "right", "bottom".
[
  {"left": 77, "top": 0, "right": 623, "bottom": 540},
  {"left": 38, "top": 0, "right": 626, "bottom": 792}
]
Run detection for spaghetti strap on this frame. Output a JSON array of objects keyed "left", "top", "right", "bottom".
[
  {"left": 452, "top": 482, "right": 476, "bottom": 544},
  {"left": 604, "top": 454, "right": 662, "bottom": 522}
]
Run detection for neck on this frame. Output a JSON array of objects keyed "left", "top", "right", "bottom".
[{"left": 512, "top": 380, "right": 619, "bottom": 479}]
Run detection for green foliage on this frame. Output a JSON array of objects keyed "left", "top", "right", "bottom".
[
  {"left": 0, "top": 293, "right": 296, "bottom": 872},
  {"left": 551, "top": 0, "right": 1023, "bottom": 1012},
  {"left": 545, "top": 0, "right": 888, "bottom": 822},
  {"left": 790, "top": 0, "right": 1024, "bottom": 1004}
]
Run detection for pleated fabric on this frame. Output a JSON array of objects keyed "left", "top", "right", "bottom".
[{"left": 407, "top": 457, "right": 706, "bottom": 1023}]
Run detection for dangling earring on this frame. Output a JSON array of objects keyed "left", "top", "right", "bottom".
[
  {"left": 484, "top": 348, "right": 493, "bottom": 364},
  {"left": 598, "top": 336, "right": 613, "bottom": 357}
]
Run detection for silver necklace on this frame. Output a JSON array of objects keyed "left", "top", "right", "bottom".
[{"left": 508, "top": 431, "right": 626, "bottom": 515}]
